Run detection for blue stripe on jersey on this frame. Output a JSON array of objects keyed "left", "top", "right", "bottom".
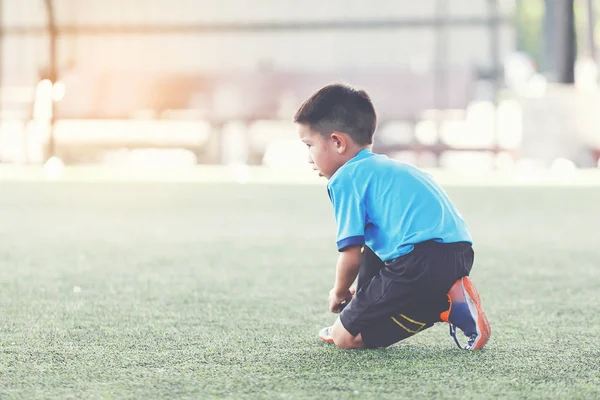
[{"left": 337, "top": 235, "right": 365, "bottom": 251}]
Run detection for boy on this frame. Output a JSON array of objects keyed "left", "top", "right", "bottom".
[{"left": 294, "top": 83, "right": 491, "bottom": 350}]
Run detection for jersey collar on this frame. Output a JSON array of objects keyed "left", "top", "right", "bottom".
[{"left": 345, "top": 148, "right": 373, "bottom": 165}]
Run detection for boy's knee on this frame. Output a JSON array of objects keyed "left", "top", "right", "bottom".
[
  {"left": 332, "top": 330, "right": 354, "bottom": 349},
  {"left": 331, "top": 319, "right": 364, "bottom": 349}
]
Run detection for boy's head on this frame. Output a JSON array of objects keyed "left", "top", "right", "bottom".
[{"left": 294, "top": 83, "right": 377, "bottom": 179}]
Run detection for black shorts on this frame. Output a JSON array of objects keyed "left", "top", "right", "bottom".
[{"left": 339, "top": 240, "right": 474, "bottom": 348}]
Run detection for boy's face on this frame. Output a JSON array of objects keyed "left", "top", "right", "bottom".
[{"left": 297, "top": 124, "right": 344, "bottom": 179}]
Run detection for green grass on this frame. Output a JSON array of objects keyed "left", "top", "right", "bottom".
[{"left": 1, "top": 182, "right": 599, "bottom": 399}]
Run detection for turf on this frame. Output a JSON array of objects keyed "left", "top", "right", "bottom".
[{"left": 0, "top": 181, "right": 599, "bottom": 399}]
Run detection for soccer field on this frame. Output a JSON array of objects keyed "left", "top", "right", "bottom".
[{"left": 1, "top": 181, "right": 599, "bottom": 399}]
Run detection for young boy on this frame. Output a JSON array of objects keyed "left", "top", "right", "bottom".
[{"left": 294, "top": 83, "right": 491, "bottom": 350}]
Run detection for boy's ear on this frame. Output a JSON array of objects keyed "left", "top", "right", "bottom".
[{"left": 330, "top": 132, "right": 347, "bottom": 154}]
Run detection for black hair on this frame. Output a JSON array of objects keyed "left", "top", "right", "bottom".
[{"left": 293, "top": 83, "right": 377, "bottom": 145}]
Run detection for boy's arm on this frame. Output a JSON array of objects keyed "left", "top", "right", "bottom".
[{"left": 329, "top": 245, "right": 362, "bottom": 313}]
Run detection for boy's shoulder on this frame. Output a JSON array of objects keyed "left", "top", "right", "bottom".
[
  {"left": 328, "top": 152, "right": 435, "bottom": 200},
  {"left": 330, "top": 151, "right": 421, "bottom": 183}
]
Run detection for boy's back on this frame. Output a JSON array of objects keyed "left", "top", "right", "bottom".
[{"left": 327, "top": 148, "right": 472, "bottom": 262}]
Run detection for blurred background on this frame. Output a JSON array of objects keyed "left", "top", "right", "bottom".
[
  {"left": 0, "top": 0, "right": 599, "bottom": 176},
  {"left": 3, "top": 3, "right": 600, "bottom": 397}
]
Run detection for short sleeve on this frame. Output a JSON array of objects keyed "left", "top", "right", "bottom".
[{"left": 328, "top": 173, "right": 366, "bottom": 251}]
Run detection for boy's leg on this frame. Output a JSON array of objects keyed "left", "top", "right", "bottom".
[
  {"left": 329, "top": 317, "right": 365, "bottom": 349},
  {"left": 319, "top": 246, "right": 385, "bottom": 346},
  {"left": 329, "top": 306, "right": 436, "bottom": 349},
  {"left": 333, "top": 241, "right": 476, "bottom": 349},
  {"left": 356, "top": 246, "right": 385, "bottom": 291}
]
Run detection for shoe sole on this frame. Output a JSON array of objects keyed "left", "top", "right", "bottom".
[
  {"left": 319, "top": 327, "right": 334, "bottom": 343},
  {"left": 319, "top": 334, "right": 334, "bottom": 343},
  {"left": 462, "top": 277, "right": 491, "bottom": 350}
]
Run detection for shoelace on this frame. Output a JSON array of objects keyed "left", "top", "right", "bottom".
[{"left": 449, "top": 324, "right": 477, "bottom": 350}]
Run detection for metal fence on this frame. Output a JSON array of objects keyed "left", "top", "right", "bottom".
[{"left": 0, "top": 0, "right": 515, "bottom": 165}]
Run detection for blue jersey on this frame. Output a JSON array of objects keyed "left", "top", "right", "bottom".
[{"left": 327, "top": 149, "right": 472, "bottom": 262}]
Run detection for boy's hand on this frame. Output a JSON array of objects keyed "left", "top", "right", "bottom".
[
  {"left": 329, "top": 288, "right": 353, "bottom": 313},
  {"left": 349, "top": 286, "right": 356, "bottom": 296}
]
